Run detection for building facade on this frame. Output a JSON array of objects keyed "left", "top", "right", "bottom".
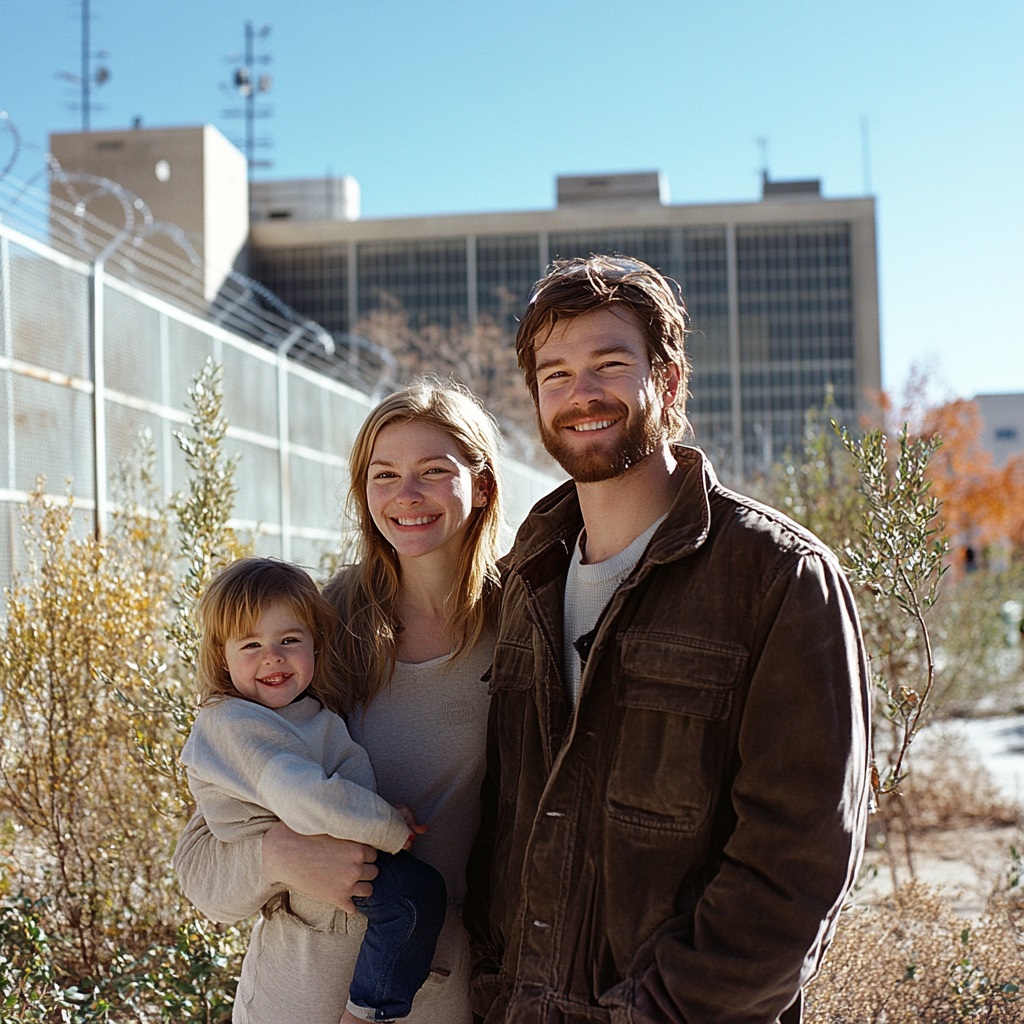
[
  {"left": 44, "top": 126, "right": 881, "bottom": 482},
  {"left": 50, "top": 126, "right": 249, "bottom": 304},
  {"left": 249, "top": 172, "right": 881, "bottom": 481}
]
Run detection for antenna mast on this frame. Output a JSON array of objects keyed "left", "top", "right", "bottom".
[
  {"left": 223, "top": 22, "right": 274, "bottom": 180},
  {"left": 860, "top": 116, "right": 872, "bottom": 195},
  {"left": 56, "top": 0, "right": 110, "bottom": 131}
]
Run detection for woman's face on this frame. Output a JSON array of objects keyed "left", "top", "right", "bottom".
[{"left": 366, "top": 419, "right": 487, "bottom": 563}]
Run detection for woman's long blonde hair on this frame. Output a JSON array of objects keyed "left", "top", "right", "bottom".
[{"left": 323, "top": 378, "right": 504, "bottom": 711}]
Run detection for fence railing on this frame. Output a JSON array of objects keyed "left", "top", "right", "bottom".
[{"left": 0, "top": 185, "right": 557, "bottom": 594}]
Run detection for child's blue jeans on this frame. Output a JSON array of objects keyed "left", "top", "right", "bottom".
[{"left": 345, "top": 850, "right": 447, "bottom": 1022}]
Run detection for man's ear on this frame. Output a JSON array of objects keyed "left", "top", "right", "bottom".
[{"left": 661, "top": 363, "right": 682, "bottom": 410}]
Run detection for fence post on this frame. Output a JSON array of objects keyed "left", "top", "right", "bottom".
[
  {"left": 276, "top": 335, "right": 297, "bottom": 562},
  {"left": 2, "top": 232, "right": 14, "bottom": 572},
  {"left": 90, "top": 259, "right": 107, "bottom": 539}
]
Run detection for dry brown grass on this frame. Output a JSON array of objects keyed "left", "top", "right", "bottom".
[
  {"left": 807, "top": 725, "right": 1023, "bottom": 1021},
  {"left": 807, "top": 883, "right": 1022, "bottom": 1022}
]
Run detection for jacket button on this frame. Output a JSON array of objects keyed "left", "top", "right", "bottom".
[
  {"left": 544, "top": 810, "right": 565, "bottom": 818},
  {"left": 532, "top": 919, "right": 551, "bottom": 929}
]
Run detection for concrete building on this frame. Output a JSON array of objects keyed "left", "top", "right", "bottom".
[
  {"left": 46, "top": 126, "right": 881, "bottom": 480},
  {"left": 250, "top": 170, "right": 881, "bottom": 480},
  {"left": 50, "top": 125, "right": 249, "bottom": 303},
  {"left": 250, "top": 176, "right": 361, "bottom": 224}
]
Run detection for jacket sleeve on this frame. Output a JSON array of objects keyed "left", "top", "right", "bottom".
[
  {"left": 602, "top": 552, "right": 872, "bottom": 1024},
  {"left": 172, "top": 809, "right": 277, "bottom": 923},
  {"left": 183, "top": 702, "right": 410, "bottom": 854}
]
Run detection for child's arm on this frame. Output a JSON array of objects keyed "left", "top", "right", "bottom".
[{"left": 181, "top": 701, "right": 410, "bottom": 855}]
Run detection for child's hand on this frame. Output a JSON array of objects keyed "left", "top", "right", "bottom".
[{"left": 396, "top": 803, "right": 428, "bottom": 850}]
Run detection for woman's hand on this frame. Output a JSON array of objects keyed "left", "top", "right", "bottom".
[{"left": 261, "top": 821, "right": 379, "bottom": 913}]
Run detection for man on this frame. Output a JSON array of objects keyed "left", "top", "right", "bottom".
[{"left": 464, "top": 255, "right": 872, "bottom": 1024}]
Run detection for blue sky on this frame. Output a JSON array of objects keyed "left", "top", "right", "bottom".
[{"left": 2, "top": 1, "right": 1021, "bottom": 400}]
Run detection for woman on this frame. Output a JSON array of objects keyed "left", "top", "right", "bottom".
[{"left": 173, "top": 378, "right": 504, "bottom": 1023}]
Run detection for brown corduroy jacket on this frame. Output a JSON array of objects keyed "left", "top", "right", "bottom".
[{"left": 466, "top": 447, "right": 872, "bottom": 1024}]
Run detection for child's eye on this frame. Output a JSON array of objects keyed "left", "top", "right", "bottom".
[{"left": 240, "top": 640, "right": 261, "bottom": 650}]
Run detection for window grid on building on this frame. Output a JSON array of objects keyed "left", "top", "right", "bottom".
[{"left": 246, "top": 205, "right": 876, "bottom": 483}]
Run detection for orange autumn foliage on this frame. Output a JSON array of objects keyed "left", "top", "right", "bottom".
[{"left": 920, "top": 398, "right": 1024, "bottom": 557}]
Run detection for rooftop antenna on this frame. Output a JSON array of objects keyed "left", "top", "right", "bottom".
[
  {"left": 55, "top": 0, "right": 111, "bottom": 131},
  {"left": 756, "top": 136, "right": 770, "bottom": 188},
  {"left": 222, "top": 22, "right": 274, "bottom": 180},
  {"left": 860, "top": 116, "right": 872, "bottom": 195}
]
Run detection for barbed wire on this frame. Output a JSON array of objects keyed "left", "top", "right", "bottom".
[{"left": 0, "top": 113, "right": 397, "bottom": 397}]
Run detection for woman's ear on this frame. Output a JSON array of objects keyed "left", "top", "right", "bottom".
[{"left": 472, "top": 471, "right": 491, "bottom": 508}]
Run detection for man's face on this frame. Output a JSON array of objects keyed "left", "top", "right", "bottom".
[{"left": 532, "top": 306, "right": 678, "bottom": 483}]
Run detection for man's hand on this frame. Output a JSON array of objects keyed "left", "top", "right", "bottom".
[{"left": 261, "top": 821, "right": 378, "bottom": 913}]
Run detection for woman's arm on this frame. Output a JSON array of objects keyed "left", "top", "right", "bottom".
[
  {"left": 172, "top": 809, "right": 276, "bottom": 923},
  {"left": 172, "top": 811, "right": 380, "bottom": 921},
  {"left": 261, "top": 821, "right": 379, "bottom": 914}
]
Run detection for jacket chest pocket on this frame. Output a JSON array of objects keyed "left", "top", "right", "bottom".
[{"left": 606, "top": 635, "right": 747, "bottom": 832}]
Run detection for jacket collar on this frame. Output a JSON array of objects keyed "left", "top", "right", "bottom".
[{"left": 511, "top": 445, "right": 715, "bottom": 576}]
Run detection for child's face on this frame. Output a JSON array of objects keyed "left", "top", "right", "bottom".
[{"left": 223, "top": 599, "right": 315, "bottom": 709}]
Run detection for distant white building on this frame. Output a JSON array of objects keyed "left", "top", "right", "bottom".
[
  {"left": 250, "top": 176, "right": 361, "bottom": 224},
  {"left": 974, "top": 393, "right": 1024, "bottom": 468}
]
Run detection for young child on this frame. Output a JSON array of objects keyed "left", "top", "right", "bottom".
[{"left": 180, "top": 557, "right": 446, "bottom": 1024}]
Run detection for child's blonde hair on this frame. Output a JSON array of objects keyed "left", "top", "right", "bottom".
[{"left": 196, "top": 558, "right": 343, "bottom": 711}]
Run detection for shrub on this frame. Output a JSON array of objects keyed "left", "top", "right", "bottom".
[
  {"left": 806, "top": 881, "right": 1022, "bottom": 1022},
  {"left": 0, "top": 360, "right": 247, "bottom": 1020}
]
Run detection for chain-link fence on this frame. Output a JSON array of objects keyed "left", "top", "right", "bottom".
[{"left": 0, "top": 182, "right": 557, "bottom": 595}]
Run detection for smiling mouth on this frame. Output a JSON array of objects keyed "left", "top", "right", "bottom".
[
  {"left": 392, "top": 514, "right": 441, "bottom": 526},
  {"left": 568, "top": 419, "right": 617, "bottom": 432},
  {"left": 258, "top": 672, "right": 292, "bottom": 686}
]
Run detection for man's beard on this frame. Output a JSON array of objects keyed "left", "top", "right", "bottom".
[{"left": 538, "top": 399, "right": 663, "bottom": 483}]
